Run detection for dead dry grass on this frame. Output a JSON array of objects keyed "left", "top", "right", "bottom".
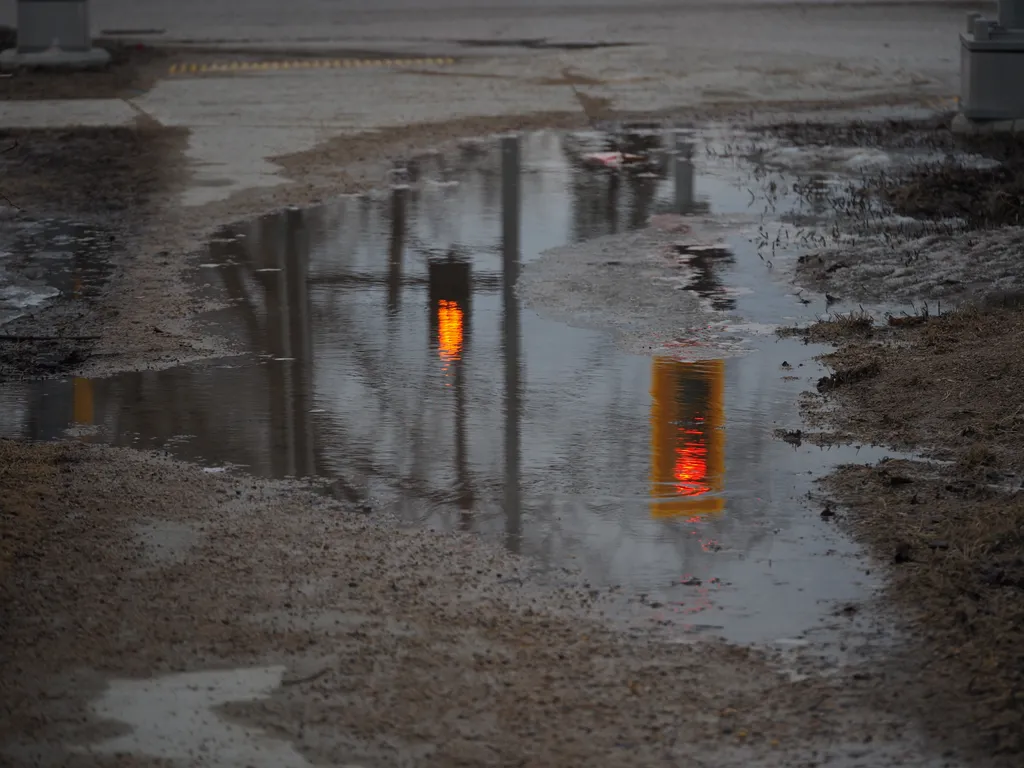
[
  {"left": 828, "top": 461, "right": 1024, "bottom": 756},
  {"left": 778, "top": 309, "right": 876, "bottom": 343},
  {"left": 811, "top": 303, "right": 1024, "bottom": 759},
  {"left": 810, "top": 304, "right": 1024, "bottom": 464}
]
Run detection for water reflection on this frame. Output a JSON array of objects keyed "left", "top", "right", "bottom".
[
  {"left": 501, "top": 135, "right": 523, "bottom": 554},
  {"left": 0, "top": 129, "right": 886, "bottom": 642},
  {"left": 649, "top": 358, "right": 725, "bottom": 518}
]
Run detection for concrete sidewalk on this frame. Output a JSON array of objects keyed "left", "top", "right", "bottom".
[{"left": 2, "top": 24, "right": 959, "bottom": 208}]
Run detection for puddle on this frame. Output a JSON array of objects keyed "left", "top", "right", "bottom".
[
  {"left": 0, "top": 218, "right": 115, "bottom": 325},
  {"left": 75, "top": 667, "right": 310, "bottom": 767},
  {"left": 0, "top": 128, "right": 925, "bottom": 644}
]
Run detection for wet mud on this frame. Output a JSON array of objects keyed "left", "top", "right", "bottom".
[
  {"left": 752, "top": 115, "right": 1024, "bottom": 305},
  {"left": 760, "top": 117, "right": 1024, "bottom": 760},
  {"left": 801, "top": 304, "right": 1024, "bottom": 758},
  {"left": 0, "top": 123, "right": 188, "bottom": 380}
]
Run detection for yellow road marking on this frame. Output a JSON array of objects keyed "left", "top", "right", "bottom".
[{"left": 167, "top": 57, "right": 457, "bottom": 77}]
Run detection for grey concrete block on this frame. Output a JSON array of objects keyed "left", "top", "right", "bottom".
[
  {"left": 950, "top": 113, "right": 979, "bottom": 134},
  {"left": 0, "top": 45, "right": 110, "bottom": 71},
  {"left": 15, "top": 0, "right": 93, "bottom": 52}
]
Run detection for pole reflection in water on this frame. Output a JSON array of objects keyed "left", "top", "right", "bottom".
[
  {"left": 387, "top": 186, "right": 407, "bottom": 315},
  {"left": 501, "top": 134, "right": 522, "bottom": 554},
  {"left": 674, "top": 150, "right": 696, "bottom": 215},
  {"left": 649, "top": 357, "right": 726, "bottom": 518},
  {"left": 428, "top": 257, "right": 474, "bottom": 529},
  {"left": 261, "top": 208, "right": 316, "bottom": 478},
  {"left": 73, "top": 378, "right": 94, "bottom": 426}
]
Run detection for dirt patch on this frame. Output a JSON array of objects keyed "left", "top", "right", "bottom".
[
  {"left": 806, "top": 304, "right": 1024, "bottom": 466},
  {"left": 761, "top": 115, "right": 958, "bottom": 152},
  {"left": 0, "top": 123, "right": 187, "bottom": 216},
  {"left": 271, "top": 111, "right": 587, "bottom": 193},
  {"left": 826, "top": 461, "right": 1024, "bottom": 758},
  {"left": 779, "top": 309, "right": 876, "bottom": 344},
  {"left": 0, "top": 439, "right": 65, "bottom": 589},
  {"left": 0, "top": 39, "right": 172, "bottom": 100},
  {"left": 0, "top": 440, "right": 950, "bottom": 767},
  {"left": 885, "top": 160, "right": 1024, "bottom": 229},
  {"left": 0, "top": 123, "right": 188, "bottom": 381},
  {"left": 805, "top": 303, "right": 1024, "bottom": 760}
]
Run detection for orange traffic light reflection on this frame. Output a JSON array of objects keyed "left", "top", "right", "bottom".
[
  {"left": 437, "top": 299, "right": 464, "bottom": 371},
  {"left": 649, "top": 357, "right": 725, "bottom": 517}
]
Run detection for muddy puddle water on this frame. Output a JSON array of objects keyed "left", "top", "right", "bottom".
[
  {"left": 0, "top": 218, "right": 115, "bottom": 325},
  {"left": 1, "top": 129, "right": 913, "bottom": 645}
]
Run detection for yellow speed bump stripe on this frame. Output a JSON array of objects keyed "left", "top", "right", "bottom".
[{"left": 168, "top": 57, "right": 456, "bottom": 76}]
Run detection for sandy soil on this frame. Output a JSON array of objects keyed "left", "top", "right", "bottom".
[{"left": 0, "top": 436, "right": 970, "bottom": 768}]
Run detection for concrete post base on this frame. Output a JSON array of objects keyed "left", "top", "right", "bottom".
[
  {"left": 951, "top": 112, "right": 1024, "bottom": 135},
  {"left": 959, "top": 4, "right": 1024, "bottom": 120},
  {"left": 0, "top": 45, "right": 110, "bottom": 71}
]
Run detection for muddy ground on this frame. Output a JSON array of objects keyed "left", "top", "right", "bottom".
[
  {"left": 764, "top": 118, "right": 1024, "bottom": 759},
  {"left": 5, "top": 71, "right": 1024, "bottom": 765},
  {"left": 757, "top": 115, "right": 1024, "bottom": 305},
  {"left": 794, "top": 305, "right": 1024, "bottom": 759},
  {"left": 1, "top": 438, "right": 934, "bottom": 768}
]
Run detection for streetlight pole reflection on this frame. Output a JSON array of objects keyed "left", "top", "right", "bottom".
[
  {"left": 428, "top": 255, "right": 473, "bottom": 530},
  {"left": 387, "top": 185, "right": 407, "bottom": 315},
  {"left": 501, "top": 135, "right": 523, "bottom": 554}
]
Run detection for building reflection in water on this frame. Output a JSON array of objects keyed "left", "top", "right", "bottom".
[
  {"left": 649, "top": 357, "right": 726, "bottom": 518},
  {"left": 675, "top": 244, "right": 737, "bottom": 312}
]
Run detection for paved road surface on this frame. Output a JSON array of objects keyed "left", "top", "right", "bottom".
[{"left": 1, "top": 0, "right": 988, "bottom": 53}]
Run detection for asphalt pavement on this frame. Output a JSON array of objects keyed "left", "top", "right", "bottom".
[{"left": 1, "top": 0, "right": 990, "bottom": 58}]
